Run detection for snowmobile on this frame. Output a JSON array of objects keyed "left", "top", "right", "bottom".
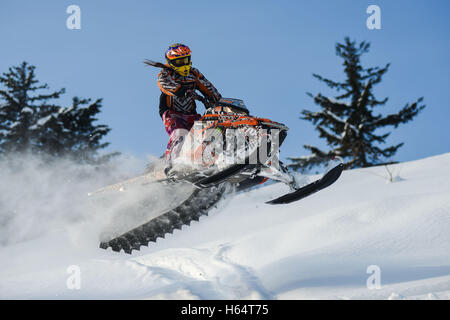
[
  {"left": 91, "top": 94, "right": 343, "bottom": 255},
  {"left": 92, "top": 96, "right": 344, "bottom": 254}
]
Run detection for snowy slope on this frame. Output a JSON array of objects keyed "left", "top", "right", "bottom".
[{"left": 1, "top": 153, "right": 450, "bottom": 299}]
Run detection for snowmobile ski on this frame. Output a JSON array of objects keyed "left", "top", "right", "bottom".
[
  {"left": 195, "top": 163, "right": 256, "bottom": 188},
  {"left": 266, "top": 163, "right": 344, "bottom": 205}
]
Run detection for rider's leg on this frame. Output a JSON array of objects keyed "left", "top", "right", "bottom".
[{"left": 162, "top": 110, "right": 200, "bottom": 162}]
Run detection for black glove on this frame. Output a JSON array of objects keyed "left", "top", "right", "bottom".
[{"left": 210, "top": 93, "right": 221, "bottom": 105}]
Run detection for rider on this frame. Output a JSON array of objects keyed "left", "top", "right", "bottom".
[{"left": 157, "top": 43, "right": 222, "bottom": 162}]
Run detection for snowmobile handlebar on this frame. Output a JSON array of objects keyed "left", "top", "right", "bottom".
[{"left": 192, "top": 93, "right": 215, "bottom": 109}]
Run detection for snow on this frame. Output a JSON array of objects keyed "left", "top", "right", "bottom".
[
  {"left": 29, "top": 115, "right": 53, "bottom": 130},
  {"left": 0, "top": 153, "right": 450, "bottom": 299},
  {"left": 21, "top": 107, "right": 33, "bottom": 114},
  {"left": 294, "top": 153, "right": 317, "bottom": 161},
  {"left": 10, "top": 121, "right": 20, "bottom": 129},
  {"left": 326, "top": 97, "right": 352, "bottom": 108},
  {"left": 36, "top": 115, "right": 52, "bottom": 126},
  {"left": 324, "top": 109, "right": 359, "bottom": 134},
  {"left": 59, "top": 106, "right": 74, "bottom": 114}
]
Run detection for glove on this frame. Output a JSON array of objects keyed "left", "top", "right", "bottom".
[{"left": 208, "top": 93, "right": 221, "bottom": 105}]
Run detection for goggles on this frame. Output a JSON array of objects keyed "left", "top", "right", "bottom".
[{"left": 169, "top": 56, "right": 191, "bottom": 67}]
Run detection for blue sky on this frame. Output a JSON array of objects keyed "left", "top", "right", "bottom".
[{"left": 1, "top": 0, "right": 449, "bottom": 164}]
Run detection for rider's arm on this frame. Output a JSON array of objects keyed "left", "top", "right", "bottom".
[
  {"left": 157, "top": 69, "right": 181, "bottom": 96},
  {"left": 192, "top": 68, "right": 222, "bottom": 103}
]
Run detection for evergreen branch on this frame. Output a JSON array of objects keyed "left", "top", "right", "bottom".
[
  {"left": 316, "top": 125, "right": 342, "bottom": 145},
  {"left": 373, "top": 97, "right": 425, "bottom": 128},
  {"left": 335, "top": 89, "right": 353, "bottom": 100},
  {"left": 312, "top": 93, "right": 350, "bottom": 113},
  {"left": 366, "top": 131, "right": 391, "bottom": 143},
  {"left": 0, "top": 89, "right": 20, "bottom": 108},
  {"left": 312, "top": 74, "right": 346, "bottom": 90},
  {"left": 370, "top": 143, "right": 404, "bottom": 160},
  {"left": 28, "top": 88, "right": 65, "bottom": 102},
  {"left": 369, "top": 96, "right": 389, "bottom": 107}
]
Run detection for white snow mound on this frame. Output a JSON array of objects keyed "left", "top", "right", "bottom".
[{"left": 1, "top": 153, "right": 450, "bottom": 300}]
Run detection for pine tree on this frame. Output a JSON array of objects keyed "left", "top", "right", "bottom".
[
  {"left": 37, "top": 97, "right": 117, "bottom": 162},
  {"left": 288, "top": 38, "right": 425, "bottom": 171},
  {"left": 0, "top": 61, "right": 116, "bottom": 162},
  {"left": 0, "top": 62, "right": 65, "bottom": 153}
]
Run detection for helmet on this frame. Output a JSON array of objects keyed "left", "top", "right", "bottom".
[{"left": 165, "top": 43, "right": 192, "bottom": 76}]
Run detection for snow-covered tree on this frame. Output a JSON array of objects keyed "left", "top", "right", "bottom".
[
  {"left": 0, "top": 62, "right": 65, "bottom": 153},
  {"left": 288, "top": 38, "right": 425, "bottom": 171},
  {"left": 0, "top": 62, "right": 115, "bottom": 162},
  {"left": 36, "top": 97, "right": 117, "bottom": 162}
]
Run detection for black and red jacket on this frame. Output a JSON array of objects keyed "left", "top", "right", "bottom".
[{"left": 157, "top": 66, "right": 221, "bottom": 117}]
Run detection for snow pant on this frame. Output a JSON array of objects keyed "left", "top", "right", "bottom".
[{"left": 162, "top": 109, "right": 201, "bottom": 161}]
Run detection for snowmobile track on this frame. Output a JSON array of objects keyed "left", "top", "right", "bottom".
[{"left": 100, "top": 184, "right": 227, "bottom": 254}]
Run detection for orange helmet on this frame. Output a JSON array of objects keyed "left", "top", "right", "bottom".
[{"left": 165, "top": 43, "right": 192, "bottom": 76}]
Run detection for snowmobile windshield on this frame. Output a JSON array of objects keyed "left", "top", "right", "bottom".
[
  {"left": 217, "top": 98, "right": 249, "bottom": 115},
  {"left": 222, "top": 106, "right": 247, "bottom": 115}
]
